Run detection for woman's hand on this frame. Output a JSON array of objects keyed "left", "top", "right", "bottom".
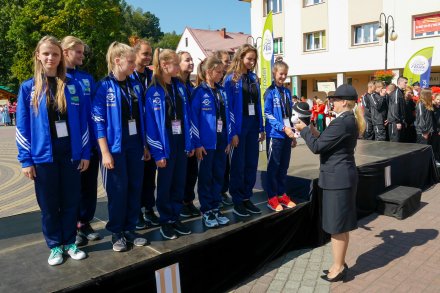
[
  {"left": 78, "top": 159, "right": 90, "bottom": 172},
  {"left": 156, "top": 159, "right": 167, "bottom": 168},
  {"left": 231, "top": 135, "right": 239, "bottom": 148},
  {"left": 294, "top": 119, "right": 307, "bottom": 132},
  {"left": 143, "top": 148, "right": 151, "bottom": 161},
  {"left": 22, "top": 166, "right": 36, "bottom": 180},
  {"left": 225, "top": 144, "right": 231, "bottom": 154},
  {"left": 187, "top": 150, "right": 195, "bottom": 157},
  {"left": 259, "top": 132, "right": 266, "bottom": 142},
  {"left": 196, "top": 147, "right": 207, "bottom": 160},
  {"left": 102, "top": 152, "right": 114, "bottom": 169}
]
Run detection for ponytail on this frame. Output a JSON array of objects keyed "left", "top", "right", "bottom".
[
  {"left": 195, "top": 56, "right": 223, "bottom": 86},
  {"left": 353, "top": 102, "right": 366, "bottom": 136},
  {"left": 152, "top": 48, "right": 178, "bottom": 95},
  {"left": 195, "top": 59, "right": 206, "bottom": 86}
]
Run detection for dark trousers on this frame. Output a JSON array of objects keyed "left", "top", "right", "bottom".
[
  {"left": 140, "top": 158, "right": 157, "bottom": 211},
  {"left": 388, "top": 123, "right": 402, "bottom": 142},
  {"left": 364, "top": 120, "right": 374, "bottom": 140},
  {"left": 79, "top": 148, "right": 99, "bottom": 224},
  {"left": 374, "top": 125, "right": 387, "bottom": 141},
  {"left": 416, "top": 133, "right": 429, "bottom": 145},
  {"left": 103, "top": 130, "right": 144, "bottom": 233},
  {"left": 265, "top": 137, "right": 292, "bottom": 199},
  {"left": 156, "top": 131, "right": 187, "bottom": 223},
  {"left": 34, "top": 137, "right": 80, "bottom": 248},
  {"left": 183, "top": 155, "right": 198, "bottom": 203},
  {"left": 229, "top": 116, "right": 260, "bottom": 204},
  {"left": 221, "top": 156, "right": 230, "bottom": 194},
  {"left": 197, "top": 132, "right": 227, "bottom": 213},
  {"left": 403, "top": 125, "right": 417, "bottom": 143}
]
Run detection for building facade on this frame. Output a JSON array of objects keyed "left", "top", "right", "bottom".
[{"left": 242, "top": 0, "right": 440, "bottom": 98}]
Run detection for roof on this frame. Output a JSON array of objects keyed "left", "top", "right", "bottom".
[
  {"left": 0, "top": 86, "right": 15, "bottom": 94},
  {"left": 186, "top": 27, "right": 251, "bottom": 57}
]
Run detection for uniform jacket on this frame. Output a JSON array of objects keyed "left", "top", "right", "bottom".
[
  {"left": 387, "top": 88, "right": 406, "bottom": 124},
  {"left": 223, "top": 71, "right": 264, "bottom": 136},
  {"left": 362, "top": 93, "right": 372, "bottom": 120},
  {"left": 415, "top": 102, "right": 433, "bottom": 135},
  {"left": 300, "top": 111, "right": 358, "bottom": 189},
  {"left": 131, "top": 67, "right": 153, "bottom": 94},
  {"left": 369, "top": 93, "right": 388, "bottom": 126},
  {"left": 16, "top": 77, "right": 91, "bottom": 168},
  {"left": 190, "top": 82, "right": 233, "bottom": 149},
  {"left": 91, "top": 75, "right": 146, "bottom": 154},
  {"left": 145, "top": 77, "right": 193, "bottom": 161},
  {"left": 66, "top": 68, "right": 96, "bottom": 147},
  {"left": 264, "top": 83, "right": 292, "bottom": 139}
]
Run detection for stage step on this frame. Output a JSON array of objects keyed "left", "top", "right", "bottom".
[{"left": 376, "top": 185, "right": 422, "bottom": 220}]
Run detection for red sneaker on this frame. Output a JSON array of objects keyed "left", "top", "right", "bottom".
[
  {"left": 267, "top": 196, "right": 283, "bottom": 212},
  {"left": 278, "top": 194, "right": 296, "bottom": 208}
]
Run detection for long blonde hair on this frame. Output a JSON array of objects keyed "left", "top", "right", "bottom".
[
  {"left": 33, "top": 36, "right": 66, "bottom": 113},
  {"left": 61, "top": 35, "right": 85, "bottom": 51},
  {"left": 196, "top": 56, "right": 223, "bottom": 86},
  {"left": 419, "top": 88, "right": 433, "bottom": 111},
  {"left": 347, "top": 100, "right": 366, "bottom": 136},
  {"left": 106, "top": 41, "right": 135, "bottom": 74},
  {"left": 226, "top": 44, "right": 258, "bottom": 83},
  {"left": 152, "top": 48, "right": 178, "bottom": 94}
]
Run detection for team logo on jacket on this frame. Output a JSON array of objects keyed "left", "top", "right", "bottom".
[
  {"left": 106, "top": 88, "right": 116, "bottom": 104},
  {"left": 202, "top": 98, "right": 211, "bottom": 106},
  {"left": 71, "top": 96, "right": 80, "bottom": 105},
  {"left": 67, "top": 85, "right": 76, "bottom": 95},
  {"left": 273, "top": 97, "right": 281, "bottom": 107},
  {"left": 153, "top": 97, "right": 161, "bottom": 105},
  {"left": 82, "top": 79, "right": 91, "bottom": 94}
]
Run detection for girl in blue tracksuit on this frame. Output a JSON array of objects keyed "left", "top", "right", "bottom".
[
  {"left": 191, "top": 56, "right": 232, "bottom": 228},
  {"left": 61, "top": 36, "right": 100, "bottom": 246},
  {"left": 129, "top": 38, "right": 159, "bottom": 230},
  {"left": 264, "top": 61, "right": 297, "bottom": 212},
  {"left": 92, "top": 42, "right": 149, "bottom": 252},
  {"left": 223, "top": 44, "right": 265, "bottom": 217},
  {"left": 178, "top": 51, "right": 201, "bottom": 218},
  {"left": 145, "top": 48, "right": 194, "bottom": 240},
  {"left": 16, "top": 36, "right": 90, "bottom": 265}
]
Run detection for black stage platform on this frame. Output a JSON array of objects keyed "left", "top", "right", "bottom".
[{"left": 0, "top": 140, "right": 438, "bottom": 293}]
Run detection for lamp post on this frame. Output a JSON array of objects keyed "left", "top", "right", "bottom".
[
  {"left": 247, "top": 36, "right": 262, "bottom": 49},
  {"left": 375, "top": 13, "right": 398, "bottom": 70}
]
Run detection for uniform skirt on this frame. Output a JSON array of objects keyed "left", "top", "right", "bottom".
[{"left": 322, "top": 184, "right": 358, "bottom": 235}]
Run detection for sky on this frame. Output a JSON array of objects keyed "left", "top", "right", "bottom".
[{"left": 126, "top": 0, "right": 251, "bottom": 34}]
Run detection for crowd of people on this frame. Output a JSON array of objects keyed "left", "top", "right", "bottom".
[
  {"left": 15, "top": 36, "right": 300, "bottom": 266},
  {"left": 0, "top": 102, "right": 16, "bottom": 126},
  {"left": 361, "top": 79, "right": 440, "bottom": 164}
]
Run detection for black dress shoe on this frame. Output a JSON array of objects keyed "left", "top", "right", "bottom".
[
  {"left": 320, "top": 266, "right": 347, "bottom": 282},
  {"left": 322, "top": 263, "right": 348, "bottom": 275}
]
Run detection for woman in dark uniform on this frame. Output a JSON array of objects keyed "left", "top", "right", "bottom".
[{"left": 295, "top": 84, "right": 365, "bottom": 282}]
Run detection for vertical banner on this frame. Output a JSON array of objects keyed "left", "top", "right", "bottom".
[
  {"left": 403, "top": 47, "right": 434, "bottom": 88},
  {"left": 260, "top": 11, "right": 274, "bottom": 111},
  {"left": 155, "top": 263, "right": 181, "bottom": 293}
]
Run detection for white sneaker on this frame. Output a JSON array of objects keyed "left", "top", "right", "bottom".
[
  {"left": 64, "top": 244, "right": 86, "bottom": 260},
  {"left": 48, "top": 246, "right": 64, "bottom": 266}
]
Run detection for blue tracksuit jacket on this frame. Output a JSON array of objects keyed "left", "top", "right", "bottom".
[{"left": 264, "top": 83, "right": 293, "bottom": 139}]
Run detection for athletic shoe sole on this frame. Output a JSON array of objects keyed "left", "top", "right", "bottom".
[
  {"left": 233, "top": 208, "right": 251, "bottom": 217},
  {"left": 112, "top": 245, "right": 127, "bottom": 252},
  {"left": 160, "top": 228, "right": 178, "bottom": 240},
  {"left": 245, "top": 208, "right": 262, "bottom": 214},
  {"left": 174, "top": 228, "right": 192, "bottom": 235},
  {"left": 267, "top": 203, "right": 283, "bottom": 212},
  {"left": 202, "top": 220, "right": 219, "bottom": 228}
]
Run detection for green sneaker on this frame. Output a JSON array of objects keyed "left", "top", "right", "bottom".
[
  {"left": 48, "top": 246, "right": 64, "bottom": 266},
  {"left": 64, "top": 244, "right": 86, "bottom": 260}
]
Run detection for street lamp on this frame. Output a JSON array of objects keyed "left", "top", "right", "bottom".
[
  {"left": 247, "top": 36, "right": 262, "bottom": 49},
  {"left": 376, "top": 13, "right": 398, "bottom": 70}
]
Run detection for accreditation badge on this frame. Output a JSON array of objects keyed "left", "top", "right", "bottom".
[
  {"left": 217, "top": 119, "right": 223, "bottom": 133},
  {"left": 128, "top": 119, "right": 137, "bottom": 136},
  {"left": 55, "top": 120, "right": 69, "bottom": 138},
  {"left": 172, "top": 120, "right": 182, "bottom": 135}
]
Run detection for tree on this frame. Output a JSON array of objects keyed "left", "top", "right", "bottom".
[
  {"left": 120, "top": 1, "right": 163, "bottom": 42},
  {"left": 153, "top": 31, "right": 181, "bottom": 50}
]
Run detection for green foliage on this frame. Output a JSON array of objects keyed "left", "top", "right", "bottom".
[{"left": 0, "top": 0, "right": 177, "bottom": 89}]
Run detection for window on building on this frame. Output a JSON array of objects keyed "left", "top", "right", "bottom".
[
  {"left": 274, "top": 38, "right": 283, "bottom": 55},
  {"left": 265, "top": 0, "right": 282, "bottom": 14},
  {"left": 413, "top": 13, "right": 440, "bottom": 39},
  {"left": 304, "top": 31, "right": 326, "bottom": 51},
  {"left": 185, "top": 38, "right": 188, "bottom": 47},
  {"left": 353, "top": 22, "right": 379, "bottom": 45},
  {"left": 304, "top": 0, "right": 324, "bottom": 7}
]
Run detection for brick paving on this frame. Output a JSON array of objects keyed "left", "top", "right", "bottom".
[{"left": 231, "top": 184, "right": 440, "bottom": 293}]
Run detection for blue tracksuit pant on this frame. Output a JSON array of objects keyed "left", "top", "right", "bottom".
[
  {"left": 197, "top": 131, "right": 227, "bottom": 213},
  {"left": 265, "top": 137, "right": 292, "bottom": 199},
  {"left": 140, "top": 158, "right": 157, "bottom": 211},
  {"left": 79, "top": 148, "right": 99, "bottom": 224},
  {"left": 102, "top": 128, "right": 144, "bottom": 233},
  {"left": 156, "top": 130, "right": 187, "bottom": 223},
  {"left": 229, "top": 116, "right": 260, "bottom": 204},
  {"left": 34, "top": 137, "right": 81, "bottom": 249}
]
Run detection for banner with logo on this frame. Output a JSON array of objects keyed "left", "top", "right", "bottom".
[
  {"left": 260, "top": 11, "right": 273, "bottom": 110},
  {"left": 403, "top": 47, "right": 434, "bottom": 88}
]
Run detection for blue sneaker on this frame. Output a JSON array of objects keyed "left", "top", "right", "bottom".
[
  {"left": 64, "top": 244, "right": 86, "bottom": 260},
  {"left": 48, "top": 246, "right": 64, "bottom": 266}
]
